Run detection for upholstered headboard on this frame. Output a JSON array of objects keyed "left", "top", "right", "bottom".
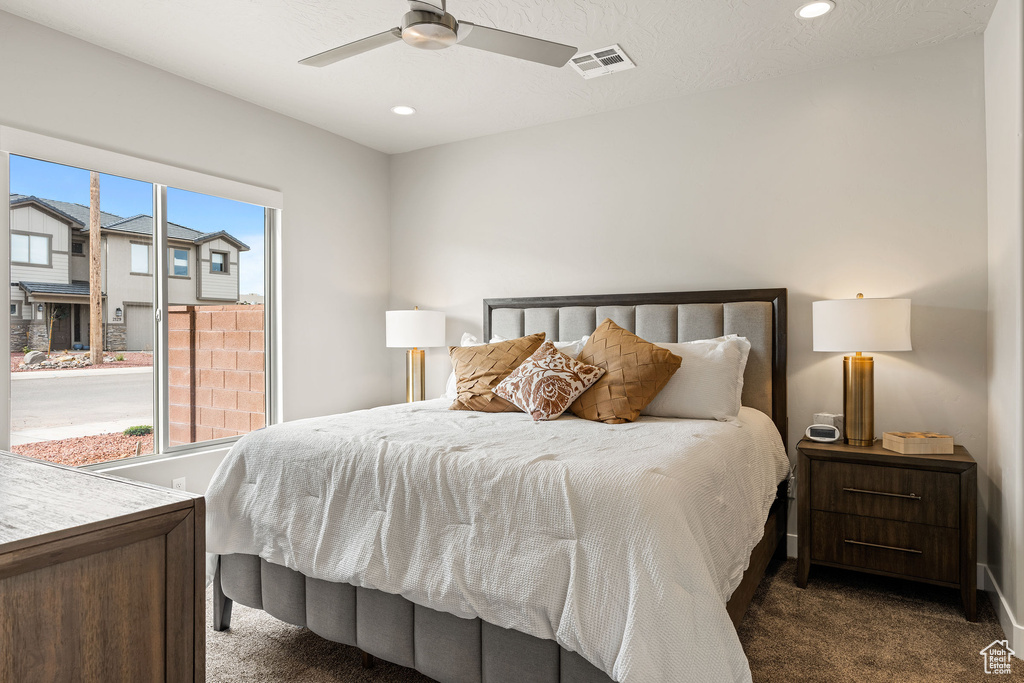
[{"left": 484, "top": 288, "right": 788, "bottom": 445}]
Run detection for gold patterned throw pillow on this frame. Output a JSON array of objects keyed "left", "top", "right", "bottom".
[
  {"left": 448, "top": 332, "right": 546, "bottom": 412},
  {"left": 570, "top": 319, "right": 682, "bottom": 424},
  {"left": 493, "top": 341, "right": 606, "bottom": 421}
]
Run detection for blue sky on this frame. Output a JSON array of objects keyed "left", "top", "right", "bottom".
[{"left": 10, "top": 155, "right": 265, "bottom": 295}]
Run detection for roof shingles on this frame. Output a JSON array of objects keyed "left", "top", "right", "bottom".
[{"left": 9, "top": 194, "right": 248, "bottom": 250}]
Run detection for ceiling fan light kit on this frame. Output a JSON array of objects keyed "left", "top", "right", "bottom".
[
  {"left": 300, "top": 0, "right": 577, "bottom": 68},
  {"left": 402, "top": 10, "right": 458, "bottom": 49}
]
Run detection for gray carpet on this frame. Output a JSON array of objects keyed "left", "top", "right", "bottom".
[{"left": 207, "top": 560, "right": 1016, "bottom": 682}]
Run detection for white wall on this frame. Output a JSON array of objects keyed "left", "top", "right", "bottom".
[
  {"left": 390, "top": 38, "right": 990, "bottom": 554},
  {"left": 0, "top": 10, "right": 392, "bottom": 487},
  {"left": 984, "top": 0, "right": 1024, "bottom": 650}
]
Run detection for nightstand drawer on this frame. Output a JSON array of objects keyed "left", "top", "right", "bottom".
[
  {"left": 810, "top": 460, "right": 959, "bottom": 527},
  {"left": 810, "top": 511, "right": 959, "bottom": 584}
]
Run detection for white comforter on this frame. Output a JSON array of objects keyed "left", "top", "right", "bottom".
[{"left": 206, "top": 400, "right": 789, "bottom": 683}]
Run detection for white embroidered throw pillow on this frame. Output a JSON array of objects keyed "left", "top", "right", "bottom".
[{"left": 494, "top": 341, "right": 605, "bottom": 421}]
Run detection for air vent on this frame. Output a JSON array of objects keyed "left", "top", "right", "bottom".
[{"left": 569, "top": 44, "right": 635, "bottom": 80}]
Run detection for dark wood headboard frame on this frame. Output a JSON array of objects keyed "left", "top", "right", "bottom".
[{"left": 484, "top": 288, "right": 788, "bottom": 448}]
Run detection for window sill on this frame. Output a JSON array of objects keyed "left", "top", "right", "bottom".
[{"left": 82, "top": 435, "right": 242, "bottom": 473}]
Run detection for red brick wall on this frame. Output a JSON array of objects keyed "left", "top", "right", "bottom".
[{"left": 168, "top": 305, "right": 265, "bottom": 446}]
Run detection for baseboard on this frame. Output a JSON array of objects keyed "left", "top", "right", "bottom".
[
  {"left": 786, "top": 537, "right": 1022, "bottom": 651},
  {"left": 980, "top": 564, "right": 1024, "bottom": 653}
]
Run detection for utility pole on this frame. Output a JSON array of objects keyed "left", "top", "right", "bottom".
[{"left": 89, "top": 172, "right": 103, "bottom": 365}]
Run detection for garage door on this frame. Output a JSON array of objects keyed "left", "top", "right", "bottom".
[{"left": 125, "top": 303, "right": 154, "bottom": 351}]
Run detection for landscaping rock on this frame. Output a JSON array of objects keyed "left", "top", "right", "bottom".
[{"left": 23, "top": 351, "right": 45, "bottom": 365}]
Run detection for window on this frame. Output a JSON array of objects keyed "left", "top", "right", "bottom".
[
  {"left": 11, "top": 233, "right": 50, "bottom": 266},
  {"left": 5, "top": 138, "right": 278, "bottom": 471},
  {"left": 71, "top": 241, "right": 84, "bottom": 255},
  {"left": 131, "top": 243, "right": 149, "bottom": 273},
  {"left": 211, "top": 251, "right": 227, "bottom": 273},
  {"left": 10, "top": 303, "right": 17, "bottom": 317},
  {"left": 171, "top": 248, "right": 189, "bottom": 276}
]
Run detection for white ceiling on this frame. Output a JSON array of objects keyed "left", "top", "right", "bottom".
[{"left": 1, "top": 0, "right": 995, "bottom": 154}]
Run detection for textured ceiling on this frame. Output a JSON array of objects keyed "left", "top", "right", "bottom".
[{"left": 0, "top": 0, "right": 995, "bottom": 154}]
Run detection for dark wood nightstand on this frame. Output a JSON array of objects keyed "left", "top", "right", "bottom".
[{"left": 796, "top": 438, "right": 977, "bottom": 621}]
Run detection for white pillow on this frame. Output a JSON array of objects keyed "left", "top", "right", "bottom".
[
  {"left": 441, "top": 334, "right": 588, "bottom": 399},
  {"left": 641, "top": 335, "right": 751, "bottom": 421}
]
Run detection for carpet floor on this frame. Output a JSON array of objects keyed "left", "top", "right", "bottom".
[{"left": 207, "top": 560, "right": 1017, "bottom": 682}]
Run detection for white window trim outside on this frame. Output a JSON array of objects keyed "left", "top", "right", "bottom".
[{"left": 0, "top": 125, "right": 283, "bottom": 464}]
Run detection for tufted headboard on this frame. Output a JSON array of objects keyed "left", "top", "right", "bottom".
[{"left": 484, "top": 288, "right": 788, "bottom": 445}]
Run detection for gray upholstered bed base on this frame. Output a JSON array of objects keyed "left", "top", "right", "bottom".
[{"left": 214, "top": 553, "right": 612, "bottom": 683}]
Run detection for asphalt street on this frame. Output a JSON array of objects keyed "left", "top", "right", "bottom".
[{"left": 11, "top": 369, "right": 153, "bottom": 443}]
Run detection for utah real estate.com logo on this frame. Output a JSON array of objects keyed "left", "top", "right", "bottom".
[{"left": 980, "top": 640, "right": 1014, "bottom": 675}]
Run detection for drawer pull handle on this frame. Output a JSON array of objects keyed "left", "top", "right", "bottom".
[
  {"left": 843, "top": 487, "right": 921, "bottom": 501},
  {"left": 844, "top": 539, "right": 923, "bottom": 554}
]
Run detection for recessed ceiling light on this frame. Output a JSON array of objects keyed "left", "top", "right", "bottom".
[
  {"left": 796, "top": 1, "right": 835, "bottom": 19},
  {"left": 391, "top": 105, "right": 417, "bottom": 116}
]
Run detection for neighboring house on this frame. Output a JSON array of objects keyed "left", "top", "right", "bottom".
[{"left": 8, "top": 194, "right": 249, "bottom": 352}]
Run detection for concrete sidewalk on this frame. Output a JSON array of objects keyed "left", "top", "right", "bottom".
[
  {"left": 11, "top": 366, "right": 152, "bottom": 380},
  {"left": 12, "top": 419, "right": 147, "bottom": 445}
]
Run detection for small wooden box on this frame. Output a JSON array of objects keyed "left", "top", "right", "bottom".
[{"left": 882, "top": 431, "right": 954, "bottom": 455}]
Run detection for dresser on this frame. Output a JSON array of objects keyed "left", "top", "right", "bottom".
[
  {"left": 796, "top": 438, "right": 977, "bottom": 621},
  {"left": 0, "top": 452, "right": 205, "bottom": 681}
]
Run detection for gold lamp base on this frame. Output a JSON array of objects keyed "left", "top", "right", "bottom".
[
  {"left": 843, "top": 353, "right": 874, "bottom": 446},
  {"left": 406, "top": 348, "right": 426, "bottom": 402}
]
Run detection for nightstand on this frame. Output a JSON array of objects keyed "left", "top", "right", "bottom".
[{"left": 796, "top": 438, "right": 977, "bottom": 621}]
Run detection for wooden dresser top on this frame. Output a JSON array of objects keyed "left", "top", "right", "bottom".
[{"left": 0, "top": 452, "right": 199, "bottom": 552}]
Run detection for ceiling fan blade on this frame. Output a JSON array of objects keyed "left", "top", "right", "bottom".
[
  {"left": 457, "top": 22, "right": 576, "bottom": 67},
  {"left": 299, "top": 28, "right": 403, "bottom": 67}
]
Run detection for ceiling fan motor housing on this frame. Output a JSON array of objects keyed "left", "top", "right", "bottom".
[{"left": 402, "top": 10, "right": 458, "bottom": 50}]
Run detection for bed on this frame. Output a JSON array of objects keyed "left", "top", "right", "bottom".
[{"left": 207, "top": 288, "right": 790, "bottom": 683}]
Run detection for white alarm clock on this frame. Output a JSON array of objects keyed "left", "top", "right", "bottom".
[{"left": 805, "top": 424, "right": 842, "bottom": 442}]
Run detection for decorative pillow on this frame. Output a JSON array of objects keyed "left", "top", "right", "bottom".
[
  {"left": 448, "top": 333, "right": 546, "bottom": 412},
  {"left": 641, "top": 335, "right": 752, "bottom": 421},
  {"left": 493, "top": 341, "right": 606, "bottom": 421},
  {"left": 569, "top": 319, "right": 681, "bottom": 424},
  {"left": 442, "top": 335, "right": 589, "bottom": 400}
]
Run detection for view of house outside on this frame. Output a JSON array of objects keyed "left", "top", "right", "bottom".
[{"left": 8, "top": 155, "right": 266, "bottom": 466}]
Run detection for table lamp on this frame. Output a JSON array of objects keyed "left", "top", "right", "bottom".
[
  {"left": 386, "top": 307, "right": 446, "bottom": 402},
  {"left": 812, "top": 294, "right": 912, "bottom": 446}
]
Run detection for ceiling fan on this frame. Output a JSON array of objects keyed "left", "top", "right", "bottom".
[{"left": 299, "top": 0, "right": 577, "bottom": 69}]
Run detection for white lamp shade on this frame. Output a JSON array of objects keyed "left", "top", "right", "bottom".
[
  {"left": 813, "top": 298, "right": 912, "bottom": 352},
  {"left": 386, "top": 309, "right": 446, "bottom": 348}
]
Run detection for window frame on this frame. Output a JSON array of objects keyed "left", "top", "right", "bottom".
[
  {"left": 10, "top": 301, "right": 19, "bottom": 317},
  {"left": 10, "top": 231, "right": 52, "bottom": 267},
  {"left": 210, "top": 250, "right": 229, "bottom": 274},
  {"left": 130, "top": 241, "right": 151, "bottom": 275},
  {"left": 1, "top": 125, "right": 282, "bottom": 464},
  {"left": 169, "top": 246, "right": 190, "bottom": 278}
]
